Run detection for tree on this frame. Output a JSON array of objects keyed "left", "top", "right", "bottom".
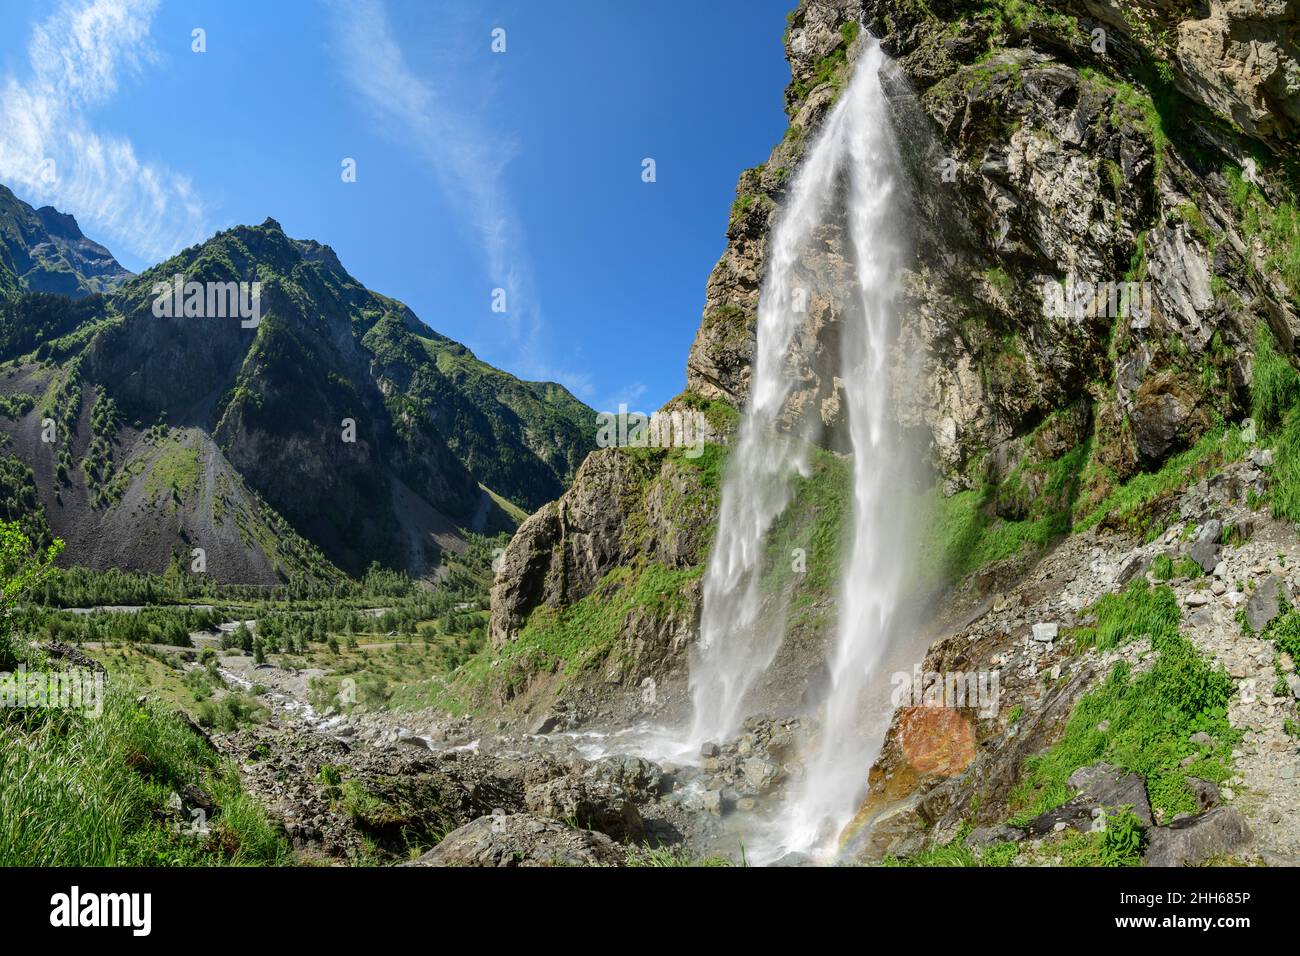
[{"left": 0, "top": 520, "right": 64, "bottom": 668}]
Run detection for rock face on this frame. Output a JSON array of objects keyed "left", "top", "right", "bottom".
[
  {"left": 484, "top": 448, "right": 719, "bottom": 717},
  {"left": 686, "top": 0, "right": 1298, "bottom": 502}
]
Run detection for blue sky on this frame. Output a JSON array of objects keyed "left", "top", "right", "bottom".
[{"left": 0, "top": 0, "right": 796, "bottom": 412}]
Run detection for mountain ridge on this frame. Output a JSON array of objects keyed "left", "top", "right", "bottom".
[{"left": 0, "top": 198, "right": 596, "bottom": 583}]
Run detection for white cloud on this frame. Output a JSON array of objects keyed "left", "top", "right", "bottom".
[
  {"left": 327, "top": 0, "right": 593, "bottom": 400},
  {"left": 0, "top": 0, "right": 208, "bottom": 263}
]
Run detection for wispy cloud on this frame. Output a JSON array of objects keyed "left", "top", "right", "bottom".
[
  {"left": 0, "top": 0, "right": 208, "bottom": 263},
  {"left": 326, "top": 0, "right": 593, "bottom": 400},
  {"left": 598, "top": 381, "right": 648, "bottom": 415}
]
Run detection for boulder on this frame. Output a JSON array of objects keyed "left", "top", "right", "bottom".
[
  {"left": 1144, "top": 807, "right": 1251, "bottom": 867},
  {"left": 403, "top": 813, "right": 623, "bottom": 867},
  {"left": 966, "top": 824, "right": 1027, "bottom": 848},
  {"left": 1188, "top": 538, "right": 1220, "bottom": 574},
  {"left": 1023, "top": 763, "right": 1154, "bottom": 835},
  {"left": 585, "top": 755, "right": 664, "bottom": 802},
  {"left": 524, "top": 777, "right": 644, "bottom": 843},
  {"left": 1032, "top": 622, "right": 1059, "bottom": 643},
  {"left": 1246, "top": 575, "right": 1284, "bottom": 633}
]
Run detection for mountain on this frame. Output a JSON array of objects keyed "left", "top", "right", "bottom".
[
  {"left": 0, "top": 211, "right": 595, "bottom": 582},
  {"left": 0, "top": 185, "right": 132, "bottom": 298}
]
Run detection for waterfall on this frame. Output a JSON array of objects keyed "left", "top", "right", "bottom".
[{"left": 688, "top": 36, "right": 914, "bottom": 856}]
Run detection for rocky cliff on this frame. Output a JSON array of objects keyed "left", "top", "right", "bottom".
[{"left": 692, "top": 0, "right": 1298, "bottom": 497}]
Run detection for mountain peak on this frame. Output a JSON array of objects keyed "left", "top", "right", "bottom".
[
  {"left": 260, "top": 217, "right": 284, "bottom": 232},
  {"left": 34, "top": 206, "right": 84, "bottom": 241},
  {"left": 0, "top": 183, "right": 131, "bottom": 298}
]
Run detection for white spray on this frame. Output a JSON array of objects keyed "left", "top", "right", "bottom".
[{"left": 689, "top": 36, "right": 914, "bottom": 856}]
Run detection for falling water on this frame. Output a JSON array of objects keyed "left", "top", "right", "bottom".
[{"left": 688, "top": 37, "right": 914, "bottom": 856}]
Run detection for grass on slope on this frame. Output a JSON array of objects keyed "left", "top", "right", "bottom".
[
  {"left": 0, "top": 681, "right": 288, "bottom": 866},
  {"left": 1010, "top": 582, "right": 1235, "bottom": 824}
]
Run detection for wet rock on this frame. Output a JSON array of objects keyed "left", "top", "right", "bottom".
[
  {"left": 1144, "top": 807, "right": 1251, "bottom": 867},
  {"left": 585, "top": 755, "right": 664, "bottom": 802},
  {"left": 529, "top": 714, "right": 562, "bottom": 735},
  {"left": 691, "top": 788, "right": 722, "bottom": 816},
  {"left": 742, "top": 757, "right": 778, "bottom": 795},
  {"left": 769, "top": 851, "right": 817, "bottom": 867},
  {"left": 403, "top": 813, "right": 623, "bottom": 867}
]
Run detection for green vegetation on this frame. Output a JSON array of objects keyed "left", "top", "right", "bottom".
[
  {"left": 1072, "top": 580, "right": 1180, "bottom": 652},
  {"left": 1078, "top": 67, "right": 1170, "bottom": 179},
  {"left": 1248, "top": 323, "right": 1300, "bottom": 522},
  {"left": 884, "top": 808, "right": 1143, "bottom": 868},
  {"left": 0, "top": 291, "right": 108, "bottom": 362},
  {"left": 0, "top": 520, "right": 63, "bottom": 668},
  {"left": 1012, "top": 582, "right": 1235, "bottom": 823},
  {"left": 493, "top": 560, "right": 700, "bottom": 693},
  {"left": 983, "top": 267, "right": 1014, "bottom": 299},
  {"left": 788, "top": 21, "right": 860, "bottom": 109},
  {"left": 729, "top": 167, "right": 774, "bottom": 225},
  {"left": 0, "top": 685, "right": 287, "bottom": 865},
  {"left": 1074, "top": 423, "right": 1247, "bottom": 539},
  {"left": 626, "top": 845, "right": 732, "bottom": 867},
  {"left": 1227, "top": 166, "right": 1300, "bottom": 306},
  {"left": 0, "top": 391, "right": 33, "bottom": 418},
  {"left": 144, "top": 435, "right": 201, "bottom": 506},
  {"left": 982, "top": 0, "right": 1083, "bottom": 39},
  {"left": 0, "top": 519, "right": 285, "bottom": 865},
  {"left": 917, "top": 446, "right": 1087, "bottom": 587},
  {"left": 347, "top": 302, "right": 596, "bottom": 514},
  {"left": 882, "top": 824, "right": 1018, "bottom": 867},
  {"left": 1054, "top": 809, "right": 1146, "bottom": 867},
  {"left": 0, "top": 453, "right": 51, "bottom": 546},
  {"left": 763, "top": 448, "right": 851, "bottom": 632},
  {"left": 82, "top": 389, "right": 123, "bottom": 505},
  {"left": 678, "top": 390, "right": 740, "bottom": 438},
  {"left": 1258, "top": 600, "right": 1300, "bottom": 662}
]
